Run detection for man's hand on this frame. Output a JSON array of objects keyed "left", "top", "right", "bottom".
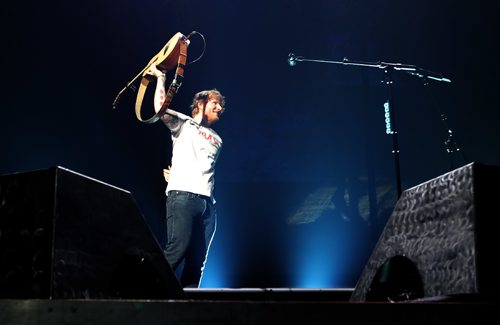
[
  {"left": 146, "top": 63, "right": 165, "bottom": 78},
  {"left": 163, "top": 166, "right": 171, "bottom": 183}
]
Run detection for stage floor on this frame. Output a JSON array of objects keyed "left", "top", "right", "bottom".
[{"left": 2, "top": 289, "right": 499, "bottom": 324}]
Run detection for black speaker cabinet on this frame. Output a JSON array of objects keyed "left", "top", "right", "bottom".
[
  {"left": 0, "top": 166, "right": 185, "bottom": 299},
  {"left": 350, "top": 162, "right": 500, "bottom": 302}
]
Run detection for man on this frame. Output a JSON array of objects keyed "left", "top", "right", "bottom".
[{"left": 147, "top": 63, "right": 225, "bottom": 288}]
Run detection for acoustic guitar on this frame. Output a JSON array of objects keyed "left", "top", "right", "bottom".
[
  {"left": 113, "top": 32, "right": 190, "bottom": 124},
  {"left": 135, "top": 32, "right": 189, "bottom": 124}
]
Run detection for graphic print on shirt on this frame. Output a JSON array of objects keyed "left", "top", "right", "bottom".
[{"left": 199, "top": 129, "right": 218, "bottom": 146}]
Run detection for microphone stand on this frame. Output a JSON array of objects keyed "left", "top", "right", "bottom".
[{"left": 287, "top": 54, "right": 451, "bottom": 198}]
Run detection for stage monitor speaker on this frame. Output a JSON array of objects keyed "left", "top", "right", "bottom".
[
  {"left": 0, "top": 166, "right": 185, "bottom": 299},
  {"left": 350, "top": 162, "right": 500, "bottom": 302}
]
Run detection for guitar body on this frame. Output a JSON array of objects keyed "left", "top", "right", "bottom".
[
  {"left": 134, "top": 32, "right": 189, "bottom": 124},
  {"left": 143, "top": 32, "right": 184, "bottom": 77}
]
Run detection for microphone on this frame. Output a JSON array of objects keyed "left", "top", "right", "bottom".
[
  {"left": 183, "top": 31, "right": 197, "bottom": 46},
  {"left": 186, "top": 30, "right": 197, "bottom": 39},
  {"left": 287, "top": 53, "right": 303, "bottom": 67}
]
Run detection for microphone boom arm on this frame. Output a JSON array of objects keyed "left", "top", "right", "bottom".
[{"left": 287, "top": 53, "right": 451, "bottom": 83}]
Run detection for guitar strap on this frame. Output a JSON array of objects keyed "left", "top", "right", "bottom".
[{"left": 134, "top": 36, "right": 188, "bottom": 124}]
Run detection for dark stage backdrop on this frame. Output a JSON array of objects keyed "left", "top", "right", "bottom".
[{"left": 2, "top": 0, "right": 499, "bottom": 288}]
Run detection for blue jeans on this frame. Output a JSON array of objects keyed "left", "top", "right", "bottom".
[{"left": 164, "top": 190, "right": 217, "bottom": 288}]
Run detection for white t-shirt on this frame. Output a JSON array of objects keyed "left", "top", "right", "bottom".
[{"left": 165, "top": 112, "right": 222, "bottom": 202}]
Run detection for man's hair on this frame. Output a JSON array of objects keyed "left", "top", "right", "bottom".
[{"left": 190, "top": 89, "right": 225, "bottom": 117}]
